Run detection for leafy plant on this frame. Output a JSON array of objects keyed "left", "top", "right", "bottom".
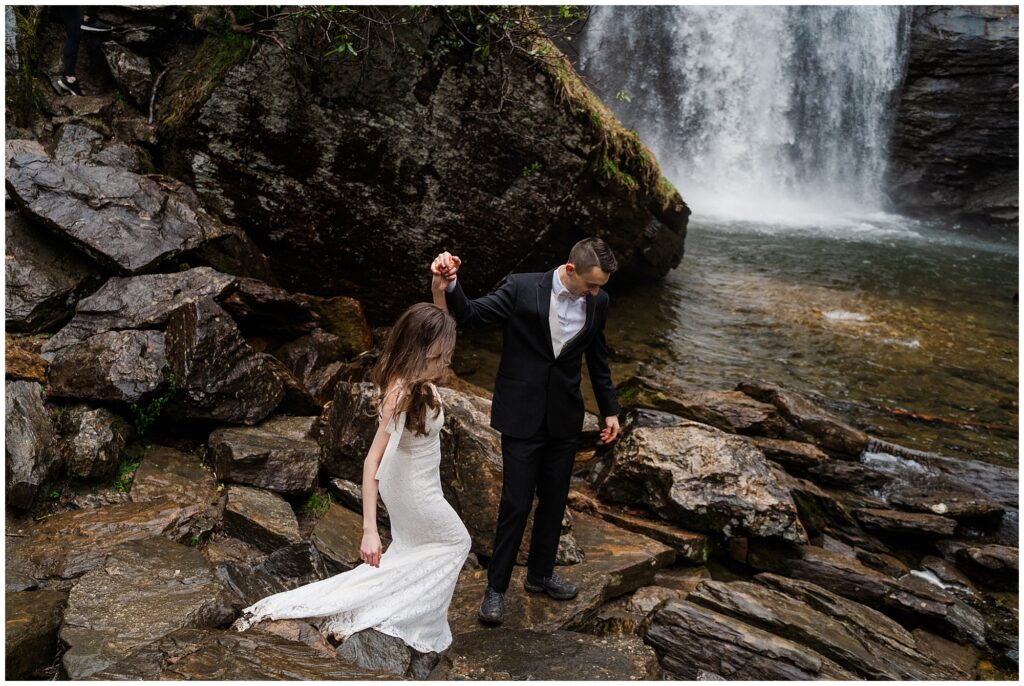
[
  {"left": 521, "top": 161, "right": 542, "bottom": 178},
  {"left": 302, "top": 492, "right": 333, "bottom": 517},
  {"left": 49, "top": 489, "right": 60, "bottom": 500},
  {"left": 614, "top": 90, "right": 631, "bottom": 103},
  {"left": 129, "top": 373, "right": 177, "bottom": 436},
  {"left": 113, "top": 458, "right": 141, "bottom": 493}
]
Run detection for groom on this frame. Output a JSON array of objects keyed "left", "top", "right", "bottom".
[{"left": 430, "top": 238, "right": 621, "bottom": 625}]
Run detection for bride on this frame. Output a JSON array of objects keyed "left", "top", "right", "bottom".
[{"left": 231, "top": 290, "right": 472, "bottom": 654}]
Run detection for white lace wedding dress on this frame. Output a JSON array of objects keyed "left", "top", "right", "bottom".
[{"left": 231, "top": 382, "right": 472, "bottom": 653}]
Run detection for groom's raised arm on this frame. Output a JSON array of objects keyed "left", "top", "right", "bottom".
[{"left": 444, "top": 275, "right": 517, "bottom": 330}]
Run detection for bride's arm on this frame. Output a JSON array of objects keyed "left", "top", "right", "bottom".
[
  {"left": 360, "top": 384, "right": 400, "bottom": 567},
  {"left": 431, "top": 273, "right": 449, "bottom": 312}
]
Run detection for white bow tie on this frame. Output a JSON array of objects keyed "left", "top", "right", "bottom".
[{"left": 558, "top": 289, "right": 582, "bottom": 302}]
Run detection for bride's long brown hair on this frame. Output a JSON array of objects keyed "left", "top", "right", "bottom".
[{"left": 371, "top": 302, "right": 457, "bottom": 436}]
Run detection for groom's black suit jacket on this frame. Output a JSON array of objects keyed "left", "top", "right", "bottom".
[{"left": 445, "top": 268, "right": 621, "bottom": 439}]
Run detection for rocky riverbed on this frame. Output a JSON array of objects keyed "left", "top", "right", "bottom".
[{"left": 5, "top": 4, "right": 1019, "bottom": 682}]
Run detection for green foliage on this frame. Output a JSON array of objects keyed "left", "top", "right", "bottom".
[
  {"left": 593, "top": 156, "right": 638, "bottom": 192},
  {"left": 113, "top": 458, "right": 141, "bottom": 493},
  {"left": 614, "top": 90, "right": 631, "bottom": 103},
  {"left": 189, "top": 535, "right": 200, "bottom": 546},
  {"left": 302, "top": 492, "right": 333, "bottom": 517},
  {"left": 49, "top": 489, "right": 61, "bottom": 500},
  {"left": 521, "top": 161, "right": 542, "bottom": 178},
  {"left": 178, "top": 262, "right": 191, "bottom": 271},
  {"left": 129, "top": 373, "right": 178, "bottom": 436}
]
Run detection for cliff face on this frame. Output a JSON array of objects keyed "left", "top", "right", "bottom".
[
  {"left": 162, "top": 11, "right": 688, "bottom": 323},
  {"left": 886, "top": 6, "right": 1018, "bottom": 228}
]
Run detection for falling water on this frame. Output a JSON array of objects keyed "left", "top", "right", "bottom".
[{"left": 576, "top": 6, "right": 913, "bottom": 223}]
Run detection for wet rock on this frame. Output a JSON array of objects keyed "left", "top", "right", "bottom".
[
  {"left": 737, "top": 381, "right": 869, "bottom": 456},
  {"left": 5, "top": 207, "right": 98, "bottom": 332},
  {"left": 596, "top": 417, "right": 806, "bottom": 542},
  {"left": 87, "top": 626, "right": 394, "bottom": 680},
  {"left": 272, "top": 329, "right": 349, "bottom": 402},
  {"left": 306, "top": 295, "right": 374, "bottom": 356},
  {"left": 328, "top": 477, "right": 390, "bottom": 527},
  {"left": 752, "top": 436, "right": 832, "bottom": 473},
  {"left": 919, "top": 554, "right": 979, "bottom": 594},
  {"left": 936, "top": 540, "right": 1019, "bottom": 591},
  {"left": 746, "top": 539, "right": 987, "bottom": 647},
  {"left": 5, "top": 380, "right": 60, "bottom": 509},
  {"left": 692, "top": 575, "right": 972, "bottom": 679},
  {"left": 46, "top": 329, "right": 170, "bottom": 404},
  {"left": 6, "top": 333, "right": 48, "bottom": 382},
  {"left": 253, "top": 618, "right": 336, "bottom": 657},
  {"left": 319, "top": 381, "right": 381, "bottom": 482},
  {"left": 5, "top": 144, "right": 231, "bottom": 274},
  {"left": 165, "top": 297, "right": 284, "bottom": 424},
  {"left": 627, "top": 585, "right": 687, "bottom": 614},
  {"left": 586, "top": 498, "right": 712, "bottom": 562},
  {"left": 6, "top": 499, "right": 206, "bottom": 582},
  {"left": 51, "top": 123, "right": 104, "bottom": 163},
  {"left": 432, "top": 629, "right": 659, "bottom": 680},
  {"left": 57, "top": 404, "right": 133, "bottom": 480},
  {"left": 336, "top": 628, "right": 414, "bottom": 676},
  {"left": 59, "top": 537, "right": 235, "bottom": 679},
  {"left": 40, "top": 267, "right": 237, "bottom": 360},
  {"left": 887, "top": 6, "right": 1018, "bottom": 226},
  {"left": 644, "top": 599, "right": 857, "bottom": 680},
  {"left": 211, "top": 540, "right": 330, "bottom": 609},
  {"left": 128, "top": 446, "right": 221, "bottom": 535},
  {"left": 219, "top": 276, "right": 320, "bottom": 337},
  {"left": 618, "top": 376, "right": 787, "bottom": 436},
  {"left": 262, "top": 354, "right": 323, "bottom": 415},
  {"left": 310, "top": 502, "right": 365, "bottom": 573},
  {"left": 5, "top": 571, "right": 38, "bottom": 593},
  {"left": 448, "top": 512, "right": 674, "bottom": 635},
  {"left": 5, "top": 589, "right": 67, "bottom": 679},
  {"left": 100, "top": 43, "right": 152, "bottom": 107},
  {"left": 223, "top": 485, "right": 301, "bottom": 553},
  {"left": 210, "top": 415, "right": 320, "bottom": 494},
  {"left": 888, "top": 483, "right": 1006, "bottom": 521},
  {"left": 852, "top": 506, "right": 958, "bottom": 537},
  {"left": 653, "top": 566, "right": 712, "bottom": 595}
]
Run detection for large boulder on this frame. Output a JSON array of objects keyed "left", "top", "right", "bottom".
[
  {"left": 45, "top": 329, "right": 170, "bottom": 404},
  {"left": 40, "top": 267, "right": 237, "bottom": 360},
  {"left": 5, "top": 208, "right": 99, "bottom": 332},
  {"left": 165, "top": 297, "right": 284, "bottom": 424},
  {"left": 5, "top": 380, "right": 60, "bottom": 509},
  {"left": 209, "top": 415, "right": 320, "bottom": 494},
  {"left": 886, "top": 6, "right": 1018, "bottom": 227},
  {"left": 5, "top": 142, "right": 231, "bottom": 274},
  {"left": 166, "top": 9, "right": 687, "bottom": 322},
  {"left": 272, "top": 329, "right": 350, "bottom": 402},
  {"left": 596, "top": 412, "right": 806, "bottom": 543},
  {"left": 6, "top": 499, "right": 207, "bottom": 583},
  {"left": 207, "top": 539, "right": 330, "bottom": 609},
  {"left": 128, "top": 445, "right": 222, "bottom": 537},
  {"left": 222, "top": 485, "right": 301, "bottom": 553},
  {"left": 59, "top": 537, "right": 235, "bottom": 679},
  {"left": 310, "top": 502, "right": 365, "bottom": 574}
]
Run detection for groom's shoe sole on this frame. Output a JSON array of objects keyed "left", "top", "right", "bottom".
[{"left": 523, "top": 579, "right": 578, "bottom": 600}]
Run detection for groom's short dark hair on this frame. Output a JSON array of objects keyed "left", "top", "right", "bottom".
[{"left": 569, "top": 237, "right": 618, "bottom": 274}]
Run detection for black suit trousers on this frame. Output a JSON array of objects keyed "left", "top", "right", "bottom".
[{"left": 486, "top": 418, "right": 579, "bottom": 594}]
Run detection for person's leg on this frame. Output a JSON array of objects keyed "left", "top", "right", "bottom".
[
  {"left": 486, "top": 432, "right": 545, "bottom": 594},
  {"left": 59, "top": 6, "right": 85, "bottom": 78},
  {"left": 525, "top": 433, "right": 579, "bottom": 580}
]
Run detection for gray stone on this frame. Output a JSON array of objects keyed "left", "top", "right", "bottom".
[
  {"left": 101, "top": 43, "right": 152, "bottom": 107},
  {"left": 46, "top": 329, "right": 170, "bottom": 404},
  {"left": 223, "top": 485, "right": 301, "bottom": 553},
  {"left": 5, "top": 380, "right": 60, "bottom": 509},
  {"left": 58, "top": 404, "right": 132, "bottom": 480},
  {"left": 209, "top": 415, "right": 320, "bottom": 494}
]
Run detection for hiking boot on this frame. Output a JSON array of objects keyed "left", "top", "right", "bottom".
[
  {"left": 523, "top": 571, "right": 578, "bottom": 600},
  {"left": 81, "top": 16, "right": 114, "bottom": 32},
  {"left": 477, "top": 586, "right": 505, "bottom": 625},
  {"left": 56, "top": 75, "right": 83, "bottom": 96}
]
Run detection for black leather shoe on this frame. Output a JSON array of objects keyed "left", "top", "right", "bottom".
[
  {"left": 478, "top": 586, "right": 505, "bottom": 624},
  {"left": 524, "top": 571, "right": 578, "bottom": 600}
]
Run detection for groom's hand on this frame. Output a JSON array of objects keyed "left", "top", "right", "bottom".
[
  {"left": 599, "top": 416, "right": 620, "bottom": 444},
  {"left": 431, "top": 251, "right": 461, "bottom": 283}
]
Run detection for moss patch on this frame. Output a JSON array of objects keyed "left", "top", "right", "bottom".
[
  {"left": 157, "top": 28, "right": 252, "bottom": 138},
  {"left": 532, "top": 33, "right": 678, "bottom": 210}
]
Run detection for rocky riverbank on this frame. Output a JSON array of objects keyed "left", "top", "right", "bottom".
[{"left": 5, "top": 5, "right": 1018, "bottom": 682}]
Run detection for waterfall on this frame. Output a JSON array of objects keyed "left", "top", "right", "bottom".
[{"left": 576, "top": 6, "right": 912, "bottom": 224}]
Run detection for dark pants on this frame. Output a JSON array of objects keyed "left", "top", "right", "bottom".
[
  {"left": 56, "top": 6, "right": 86, "bottom": 76},
  {"left": 486, "top": 419, "right": 579, "bottom": 594}
]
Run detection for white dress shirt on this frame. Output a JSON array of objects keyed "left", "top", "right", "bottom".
[
  {"left": 549, "top": 266, "right": 586, "bottom": 357},
  {"left": 444, "top": 268, "right": 586, "bottom": 357}
]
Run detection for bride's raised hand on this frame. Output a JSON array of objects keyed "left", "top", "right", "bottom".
[{"left": 360, "top": 530, "right": 382, "bottom": 567}]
